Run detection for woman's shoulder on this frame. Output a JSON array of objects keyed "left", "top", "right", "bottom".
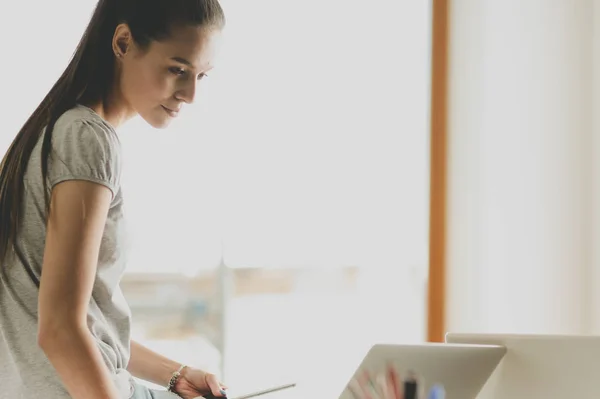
[
  {"left": 54, "top": 104, "right": 117, "bottom": 138},
  {"left": 46, "top": 105, "right": 123, "bottom": 193},
  {"left": 50, "top": 104, "right": 121, "bottom": 155}
]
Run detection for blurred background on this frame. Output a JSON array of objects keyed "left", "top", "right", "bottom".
[{"left": 2, "top": 0, "right": 600, "bottom": 397}]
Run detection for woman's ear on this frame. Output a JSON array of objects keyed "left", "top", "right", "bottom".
[{"left": 112, "top": 23, "right": 132, "bottom": 58}]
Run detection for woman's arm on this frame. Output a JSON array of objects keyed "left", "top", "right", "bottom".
[
  {"left": 128, "top": 340, "right": 227, "bottom": 398},
  {"left": 38, "top": 180, "right": 121, "bottom": 399},
  {"left": 127, "top": 340, "right": 182, "bottom": 387}
]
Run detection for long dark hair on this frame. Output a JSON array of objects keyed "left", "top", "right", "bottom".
[{"left": 0, "top": 0, "right": 225, "bottom": 263}]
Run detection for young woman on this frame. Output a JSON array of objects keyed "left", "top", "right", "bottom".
[{"left": 0, "top": 0, "right": 227, "bottom": 398}]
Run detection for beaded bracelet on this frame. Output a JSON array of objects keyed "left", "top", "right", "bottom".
[{"left": 167, "top": 364, "right": 187, "bottom": 394}]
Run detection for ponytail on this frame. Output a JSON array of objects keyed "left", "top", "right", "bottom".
[{"left": 0, "top": 0, "right": 118, "bottom": 263}]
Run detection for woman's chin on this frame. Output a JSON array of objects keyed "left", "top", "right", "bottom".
[
  {"left": 141, "top": 112, "right": 174, "bottom": 129},
  {"left": 150, "top": 119, "right": 172, "bottom": 129}
]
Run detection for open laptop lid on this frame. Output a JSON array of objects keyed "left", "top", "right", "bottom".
[
  {"left": 445, "top": 333, "right": 600, "bottom": 399},
  {"left": 337, "top": 343, "right": 506, "bottom": 399}
]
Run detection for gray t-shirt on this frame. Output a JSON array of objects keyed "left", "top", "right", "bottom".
[{"left": 0, "top": 105, "right": 134, "bottom": 398}]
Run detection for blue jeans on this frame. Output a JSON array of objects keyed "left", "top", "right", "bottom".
[{"left": 130, "top": 381, "right": 181, "bottom": 399}]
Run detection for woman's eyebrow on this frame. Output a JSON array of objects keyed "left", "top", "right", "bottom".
[{"left": 170, "top": 56, "right": 193, "bottom": 67}]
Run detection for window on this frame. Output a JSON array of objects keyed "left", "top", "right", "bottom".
[
  {"left": 3, "top": 1, "right": 432, "bottom": 396},
  {"left": 120, "top": 0, "right": 433, "bottom": 393}
]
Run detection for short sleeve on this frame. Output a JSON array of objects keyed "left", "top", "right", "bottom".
[{"left": 47, "top": 118, "right": 121, "bottom": 199}]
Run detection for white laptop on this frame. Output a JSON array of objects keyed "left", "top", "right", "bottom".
[
  {"left": 337, "top": 343, "right": 506, "bottom": 399},
  {"left": 446, "top": 333, "right": 600, "bottom": 399}
]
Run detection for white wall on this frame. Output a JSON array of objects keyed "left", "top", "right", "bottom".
[
  {"left": 0, "top": 0, "right": 93, "bottom": 153},
  {"left": 592, "top": 0, "right": 600, "bottom": 333},
  {"left": 446, "top": 0, "right": 597, "bottom": 334}
]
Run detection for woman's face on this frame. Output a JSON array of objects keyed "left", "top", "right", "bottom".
[{"left": 115, "top": 24, "right": 221, "bottom": 128}]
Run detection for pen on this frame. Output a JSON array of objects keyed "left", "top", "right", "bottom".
[
  {"left": 403, "top": 371, "right": 417, "bottom": 399},
  {"left": 347, "top": 381, "right": 362, "bottom": 399},
  {"left": 358, "top": 371, "right": 381, "bottom": 399},
  {"left": 376, "top": 373, "right": 389, "bottom": 399},
  {"left": 427, "top": 384, "right": 445, "bottom": 399},
  {"left": 387, "top": 364, "right": 401, "bottom": 399},
  {"left": 367, "top": 380, "right": 382, "bottom": 398},
  {"left": 365, "top": 370, "right": 385, "bottom": 399}
]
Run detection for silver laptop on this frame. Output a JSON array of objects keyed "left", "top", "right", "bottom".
[
  {"left": 337, "top": 343, "right": 506, "bottom": 399},
  {"left": 446, "top": 333, "right": 600, "bottom": 399}
]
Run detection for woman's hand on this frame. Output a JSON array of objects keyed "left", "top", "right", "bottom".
[{"left": 174, "top": 368, "right": 228, "bottom": 399}]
